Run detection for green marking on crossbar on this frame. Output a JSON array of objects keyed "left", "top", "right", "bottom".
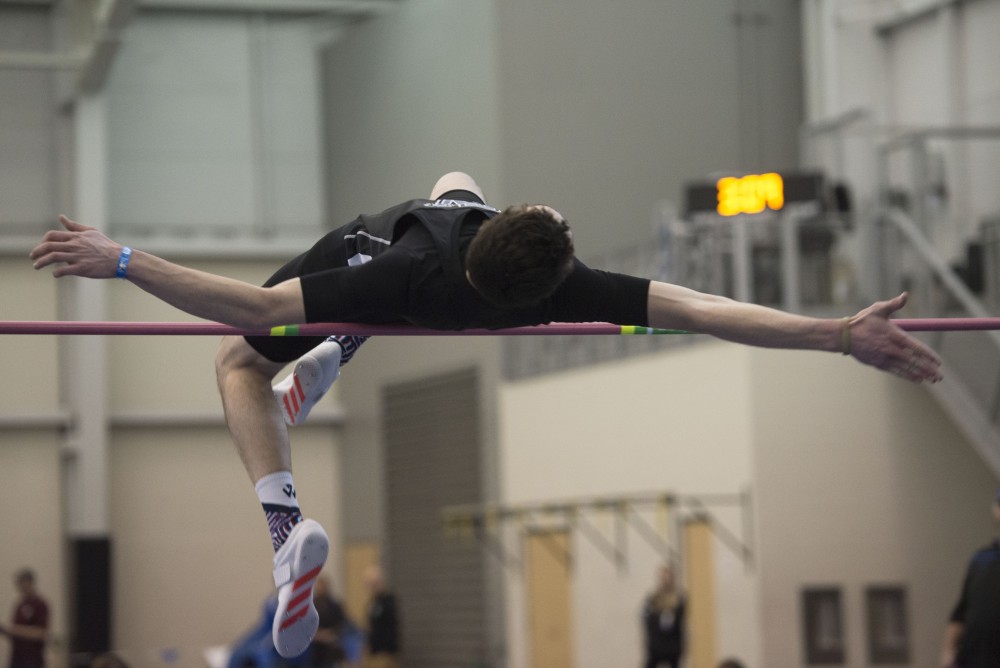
[{"left": 621, "top": 325, "right": 688, "bottom": 335}]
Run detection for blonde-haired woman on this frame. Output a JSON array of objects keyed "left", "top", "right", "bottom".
[{"left": 642, "top": 565, "right": 686, "bottom": 668}]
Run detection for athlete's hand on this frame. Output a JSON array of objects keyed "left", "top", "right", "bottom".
[
  {"left": 847, "top": 293, "right": 942, "bottom": 383},
  {"left": 29, "top": 215, "right": 123, "bottom": 279}
]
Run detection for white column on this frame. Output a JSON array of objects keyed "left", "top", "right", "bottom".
[
  {"left": 732, "top": 218, "right": 754, "bottom": 304},
  {"left": 802, "top": 0, "right": 841, "bottom": 121},
  {"left": 780, "top": 210, "right": 802, "bottom": 313},
  {"left": 62, "top": 92, "right": 110, "bottom": 537},
  {"left": 801, "top": 0, "right": 824, "bottom": 123}
]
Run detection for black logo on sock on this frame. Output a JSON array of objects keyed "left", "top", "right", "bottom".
[{"left": 283, "top": 483, "right": 296, "bottom": 499}]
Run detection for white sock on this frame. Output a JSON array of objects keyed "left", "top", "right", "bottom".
[
  {"left": 256, "top": 471, "right": 302, "bottom": 551},
  {"left": 255, "top": 471, "right": 300, "bottom": 508}
]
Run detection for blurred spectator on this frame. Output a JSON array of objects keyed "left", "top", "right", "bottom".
[
  {"left": 0, "top": 569, "right": 50, "bottom": 668},
  {"left": 227, "top": 594, "right": 308, "bottom": 668},
  {"left": 940, "top": 488, "right": 1000, "bottom": 668},
  {"left": 717, "top": 659, "right": 745, "bottom": 668},
  {"left": 363, "top": 566, "right": 400, "bottom": 668},
  {"left": 310, "top": 576, "right": 348, "bottom": 668},
  {"left": 641, "top": 565, "right": 685, "bottom": 668}
]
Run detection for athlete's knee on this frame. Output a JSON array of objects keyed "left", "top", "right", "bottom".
[
  {"left": 216, "top": 336, "right": 277, "bottom": 389},
  {"left": 215, "top": 336, "right": 239, "bottom": 380}
]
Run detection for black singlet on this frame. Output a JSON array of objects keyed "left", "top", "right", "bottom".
[{"left": 297, "top": 199, "right": 651, "bottom": 331}]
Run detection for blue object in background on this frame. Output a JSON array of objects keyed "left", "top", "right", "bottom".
[{"left": 227, "top": 596, "right": 309, "bottom": 668}]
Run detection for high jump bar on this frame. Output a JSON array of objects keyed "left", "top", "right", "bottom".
[{"left": 0, "top": 318, "right": 999, "bottom": 336}]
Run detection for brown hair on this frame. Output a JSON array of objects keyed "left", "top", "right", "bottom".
[{"left": 465, "top": 205, "right": 574, "bottom": 307}]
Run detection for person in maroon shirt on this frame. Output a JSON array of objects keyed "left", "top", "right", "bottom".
[{"left": 0, "top": 569, "right": 49, "bottom": 668}]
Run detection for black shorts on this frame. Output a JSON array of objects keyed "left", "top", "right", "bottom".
[{"left": 244, "top": 190, "right": 484, "bottom": 364}]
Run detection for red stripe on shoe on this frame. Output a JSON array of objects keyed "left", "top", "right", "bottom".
[
  {"left": 294, "top": 565, "right": 323, "bottom": 591},
  {"left": 283, "top": 395, "right": 296, "bottom": 424},
  {"left": 279, "top": 605, "right": 309, "bottom": 631},
  {"left": 287, "top": 588, "right": 312, "bottom": 614},
  {"left": 289, "top": 389, "right": 300, "bottom": 413},
  {"left": 294, "top": 375, "right": 306, "bottom": 402}
]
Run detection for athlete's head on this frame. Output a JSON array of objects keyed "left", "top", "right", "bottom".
[
  {"left": 14, "top": 568, "right": 36, "bottom": 596},
  {"left": 364, "top": 564, "right": 386, "bottom": 592},
  {"left": 465, "top": 204, "right": 574, "bottom": 308}
]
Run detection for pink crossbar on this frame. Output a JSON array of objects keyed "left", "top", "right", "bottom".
[{"left": 0, "top": 318, "right": 998, "bottom": 336}]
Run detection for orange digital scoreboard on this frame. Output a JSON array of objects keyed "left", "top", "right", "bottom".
[{"left": 684, "top": 171, "right": 825, "bottom": 217}]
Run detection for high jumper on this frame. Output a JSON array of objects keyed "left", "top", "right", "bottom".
[{"left": 27, "top": 171, "right": 942, "bottom": 657}]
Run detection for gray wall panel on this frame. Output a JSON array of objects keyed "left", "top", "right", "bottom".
[
  {"left": 495, "top": 0, "right": 803, "bottom": 254},
  {"left": 0, "top": 5, "right": 56, "bottom": 230},
  {"left": 382, "top": 369, "right": 486, "bottom": 667}
]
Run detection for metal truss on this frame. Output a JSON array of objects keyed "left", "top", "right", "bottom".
[{"left": 442, "top": 489, "right": 754, "bottom": 574}]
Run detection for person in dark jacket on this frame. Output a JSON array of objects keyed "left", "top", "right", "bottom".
[
  {"left": 310, "top": 576, "right": 348, "bottom": 668},
  {"left": 940, "top": 489, "right": 1000, "bottom": 668},
  {"left": 642, "top": 565, "right": 685, "bottom": 668},
  {"left": 364, "top": 565, "right": 400, "bottom": 668}
]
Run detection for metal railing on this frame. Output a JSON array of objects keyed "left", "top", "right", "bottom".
[{"left": 879, "top": 207, "right": 1000, "bottom": 471}]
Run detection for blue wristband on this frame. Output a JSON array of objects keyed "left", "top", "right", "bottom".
[{"left": 116, "top": 246, "right": 132, "bottom": 279}]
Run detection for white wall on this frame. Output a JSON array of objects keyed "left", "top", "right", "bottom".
[
  {"left": 886, "top": 13, "right": 953, "bottom": 126},
  {"left": 4, "top": 4, "right": 345, "bottom": 659},
  {"left": 0, "top": 5, "right": 57, "bottom": 231},
  {"left": 0, "top": 432, "right": 65, "bottom": 668},
  {"left": 499, "top": 339, "right": 998, "bottom": 668},
  {"left": 105, "top": 12, "right": 325, "bottom": 237},
  {"left": 962, "top": 0, "right": 1000, "bottom": 124},
  {"left": 107, "top": 259, "right": 272, "bottom": 413},
  {"left": 0, "top": 254, "right": 65, "bottom": 667},
  {"left": 0, "top": 258, "right": 60, "bottom": 412},
  {"left": 1, "top": 11, "right": 66, "bottom": 667},
  {"left": 110, "top": 424, "right": 341, "bottom": 662},
  {"left": 1, "top": 253, "right": 345, "bottom": 660},
  {"left": 323, "top": 0, "right": 503, "bottom": 222},
  {"left": 804, "top": 0, "right": 1000, "bottom": 266},
  {"left": 494, "top": 0, "right": 803, "bottom": 254},
  {"left": 751, "top": 347, "right": 999, "bottom": 668},
  {"left": 499, "top": 343, "right": 762, "bottom": 668},
  {"left": 959, "top": 0, "right": 1000, "bottom": 234},
  {"left": 106, "top": 258, "right": 343, "bottom": 657},
  {"left": 322, "top": 0, "right": 805, "bottom": 254}
]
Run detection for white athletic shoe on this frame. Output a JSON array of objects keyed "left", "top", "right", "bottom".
[
  {"left": 271, "top": 518, "right": 329, "bottom": 658},
  {"left": 273, "top": 340, "right": 342, "bottom": 426}
]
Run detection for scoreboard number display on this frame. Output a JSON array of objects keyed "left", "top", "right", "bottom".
[{"left": 685, "top": 171, "right": 825, "bottom": 217}]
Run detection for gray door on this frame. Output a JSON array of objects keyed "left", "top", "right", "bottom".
[{"left": 382, "top": 368, "right": 486, "bottom": 667}]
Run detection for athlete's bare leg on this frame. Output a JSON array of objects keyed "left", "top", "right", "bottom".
[
  {"left": 216, "top": 335, "right": 328, "bottom": 659},
  {"left": 216, "top": 335, "right": 290, "bottom": 482}
]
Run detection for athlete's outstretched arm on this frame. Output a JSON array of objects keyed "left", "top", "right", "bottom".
[
  {"left": 30, "top": 216, "right": 305, "bottom": 329},
  {"left": 646, "top": 280, "right": 942, "bottom": 383}
]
